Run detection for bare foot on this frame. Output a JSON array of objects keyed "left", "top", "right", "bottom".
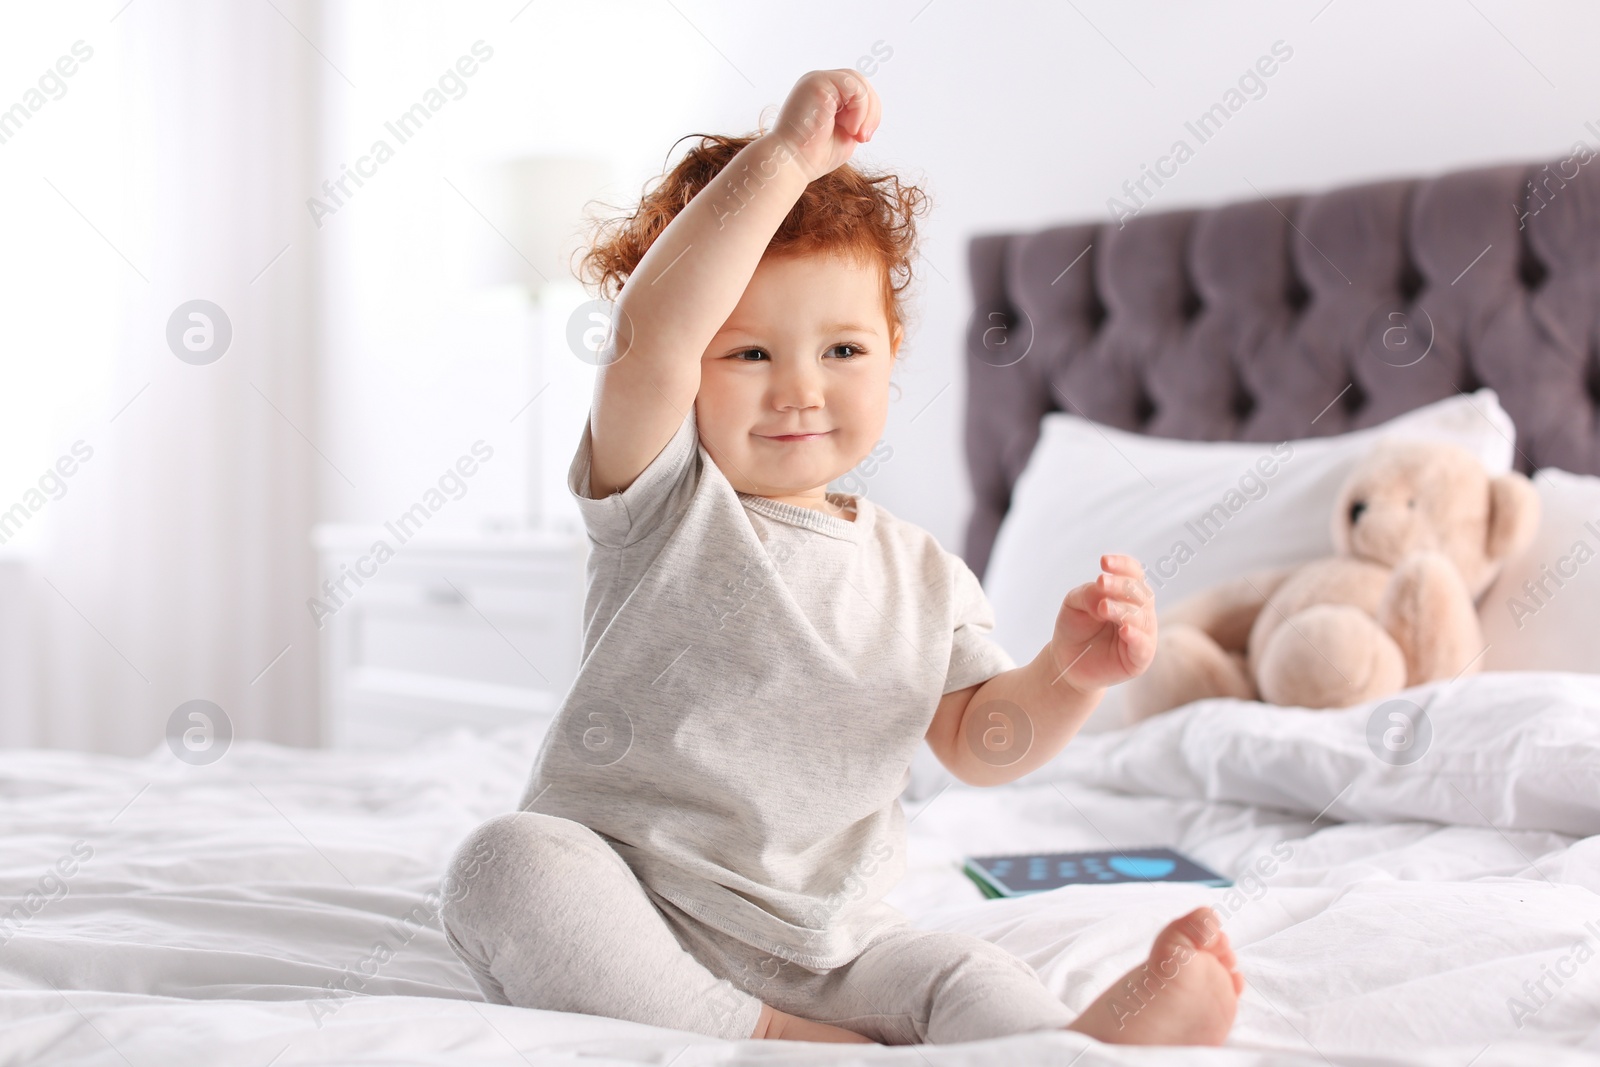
[
  {"left": 1066, "top": 906, "right": 1244, "bottom": 1046},
  {"left": 750, "top": 1003, "right": 876, "bottom": 1043}
]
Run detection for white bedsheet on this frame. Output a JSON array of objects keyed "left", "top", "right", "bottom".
[{"left": 2, "top": 673, "right": 1598, "bottom": 1066}]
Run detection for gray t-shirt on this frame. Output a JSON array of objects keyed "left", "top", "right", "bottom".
[{"left": 517, "top": 404, "right": 1016, "bottom": 969}]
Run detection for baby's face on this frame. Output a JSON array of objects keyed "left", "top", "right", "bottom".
[{"left": 696, "top": 251, "right": 900, "bottom": 500}]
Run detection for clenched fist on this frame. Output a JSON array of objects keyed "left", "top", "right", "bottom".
[{"left": 769, "top": 68, "right": 882, "bottom": 183}]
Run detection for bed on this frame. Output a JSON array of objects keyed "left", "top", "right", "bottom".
[{"left": 5, "top": 155, "right": 1600, "bottom": 1066}]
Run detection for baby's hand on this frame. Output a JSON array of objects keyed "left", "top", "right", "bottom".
[
  {"left": 769, "top": 68, "right": 881, "bottom": 183},
  {"left": 1049, "top": 554, "right": 1157, "bottom": 695}
]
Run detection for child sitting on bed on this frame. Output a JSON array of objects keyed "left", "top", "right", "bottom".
[{"left": 439, "top": 68, "right": 1244, "bottom": 1047}]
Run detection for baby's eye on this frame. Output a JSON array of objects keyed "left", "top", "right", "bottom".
[
  {"left": 828, "top": 343, "right": 864, "bottom": 360},
  {"left": 732, "top": 348, "right": 768, "bottom": 362}
]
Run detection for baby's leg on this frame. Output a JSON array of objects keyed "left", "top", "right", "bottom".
[
  {"left": 794, "top": 907, "right": 1241, "bottom": 1046},
  {"left": 440, "top": 811, "right": 769, "bottom": 1040},
  {"left": 785, "top": 925, "right": 1078, "bottom": 1044},
  {"left": 1068, "top": 906, "right": 1243, "bottom": 1046},
  {"left": 750, "top": 1003, "right": 876, "bottom": 1042}
]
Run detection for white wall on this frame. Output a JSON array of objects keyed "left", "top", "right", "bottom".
[{"left": 315, "top": 0, "right": 1600, "bottom": 553}]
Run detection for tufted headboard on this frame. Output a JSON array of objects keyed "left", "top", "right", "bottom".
[{"left": 961, "top": 155, "right": 1600, "bottom": 580}]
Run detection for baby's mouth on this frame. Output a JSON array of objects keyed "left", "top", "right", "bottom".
[{"left": 759, "top": 431, "right": 833, "bottom": 442}]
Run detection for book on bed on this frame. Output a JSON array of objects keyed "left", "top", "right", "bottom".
[{"left": 963, "top": 847, "right": 1230, "bottom": 898}]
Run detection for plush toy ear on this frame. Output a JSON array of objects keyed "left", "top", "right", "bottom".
[{"left": 1486, "top": 470, "right": 1540, "bottom": 562}]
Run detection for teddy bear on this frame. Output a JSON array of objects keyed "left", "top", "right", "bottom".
[{"left": 1122, "top": 438, "right": 1541, "bottom": 721}]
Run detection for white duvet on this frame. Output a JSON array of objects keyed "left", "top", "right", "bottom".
[{"left": 2, "top": 672, "right": 1598, "bottom": 1066}]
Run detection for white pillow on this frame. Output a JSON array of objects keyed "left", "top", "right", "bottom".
[
  {"left": 1480, "top": 467, "right": 1600, "bottom": 673},
  {"left": 981, "top": 389, "right": 1516, "bottom": 736}
]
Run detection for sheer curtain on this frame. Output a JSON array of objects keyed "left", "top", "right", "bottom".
[{"left": 13, "top": 0, "right": 322, "bottom": 753}]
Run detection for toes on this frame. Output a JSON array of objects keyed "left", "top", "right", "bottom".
[
  {"left": 1164, "top": 906, "right": 1225, "bottom": 953},
  {"left": 1147, "top": 906, "right": 1247, "bottom": 1014}
]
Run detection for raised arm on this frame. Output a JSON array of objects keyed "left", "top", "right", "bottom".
[{"left": 587, "top": 69, "right": 882, "bottom": 498}]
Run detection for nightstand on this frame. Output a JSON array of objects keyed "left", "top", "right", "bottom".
[{"left": 312, "top": 523, "right": 587, "bottom": 749}]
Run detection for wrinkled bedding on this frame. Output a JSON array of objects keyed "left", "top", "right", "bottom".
[{"left": 2, "top": 672, "right": 1598, "bottom": 1066}]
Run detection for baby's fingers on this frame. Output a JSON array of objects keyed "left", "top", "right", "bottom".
[
  {"left": 1117, "top": 617, "right": 1155, "bottom": 655},
  {"left": 1093, "top": 573, "right": 1152, "bottom": 622},
  {"left": 1100, "top": 553, "right": 1150, "bottom": 586},
  {"left": 1067, "top": 569, "right": 1156, "bottom": 633},
  {"left": 1068, "top": 578, "right": 1130, "bottom": 624},
  {"left": 1096, "top": 571, "right": 1150, "bottom": 605},
  {"left": 827, "top": 68, "right": 876, "bottom": 138}
]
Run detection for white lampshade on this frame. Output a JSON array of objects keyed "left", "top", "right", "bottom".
[
  {"left": 468, "top": 155, "right": 619, "bottom": 295},
  {"left": 459, "top": 156, "right": 619, "bottom": 533}
]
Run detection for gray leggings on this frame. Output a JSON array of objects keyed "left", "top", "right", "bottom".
[{"left": 438, "top": 811, "right": 1076, "bottom": 1044}]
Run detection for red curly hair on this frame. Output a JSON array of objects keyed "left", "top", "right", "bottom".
[{"left": 574, "top": 131, "right": 931, "bottom": 348}]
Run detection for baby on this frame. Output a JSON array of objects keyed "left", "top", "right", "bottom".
[{"left": 440, "top": 68, "right": 1243, "bottom": 1047}]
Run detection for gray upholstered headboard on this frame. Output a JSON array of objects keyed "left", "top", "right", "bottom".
[{"left": 962, "top": 155, "right": 1600, "bottom": 581}]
